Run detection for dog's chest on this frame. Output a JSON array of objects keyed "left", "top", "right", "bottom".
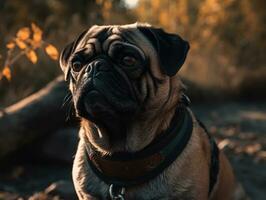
[
  {"left": 75, "top": 170, "right": 193, "bottom": 200},
  {"left": 73, "top": 140, "right": 194, "bottom": 200}
]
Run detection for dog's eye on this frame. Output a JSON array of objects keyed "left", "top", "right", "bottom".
[
  {"left": 122, "top": 56, "right": 137, "bottom": 66},
  {"left": 72, "top": 61, "right": 83, "bottom": 72}
]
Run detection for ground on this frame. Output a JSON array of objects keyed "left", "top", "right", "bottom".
[
  {"left": 194, "top": 102, "right": 266, "bottom": 200},
  {"left": 0, "top": 102, "right": 265, "bottom": 200}
]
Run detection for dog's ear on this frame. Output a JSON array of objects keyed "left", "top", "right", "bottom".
[
  {"left": 138, "top": 27, "right": 190, "bottom": 76},
  {"left": 59, "top": 41, "right": 74, "bottom": 80},
  {"left": 59, "top": 29, "right": 88, "bottom": 80}
]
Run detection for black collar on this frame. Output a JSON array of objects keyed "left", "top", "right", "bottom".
[
  {"left": 86, "top": 105, "right": 193, "bottom": 187},
  {"left": 85, "top": 105, "right": 219, "bottom": 196}
]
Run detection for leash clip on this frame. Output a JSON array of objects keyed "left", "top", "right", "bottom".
[{"left": 109, "top": 184, "right": 125, "bottom": 200}]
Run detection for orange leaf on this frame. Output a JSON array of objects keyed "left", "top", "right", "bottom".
[
  {"left": 2, "top": 66, "right": 11, "bottom": 81},
  {"left": 96, "top": 0, "right": 103, "bottom": 5},
  {"left": 103, "top": 0, "right": 112, "bottom": 10},
  {"left": 31, "top": 23, "right": 43, "bottom": 44},
  {"left": 15, "top": 38, "right": 27, "bottom": 49},
  {"left": 26, "top": 50, "right": 38, "bottom": 64},
  {"left": 16, "top": 27, "right": 30, "bottom": 40},
  {"left": 6, "top": 42, "right": 15, "bottom": 49},
  {"left": 45, "top": 44, "right": 59, "bottom": 60}
]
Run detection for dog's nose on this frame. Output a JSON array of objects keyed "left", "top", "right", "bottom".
[
  {"left": 94, "top": 60, "right": 109, "bottom": 72},
  {"left": 86, "top": 59, "right": 110, "bottom": 76}
]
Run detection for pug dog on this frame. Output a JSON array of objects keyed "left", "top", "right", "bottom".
[{"left": 59, "top": 23, "right": 247, "bottom": 200}]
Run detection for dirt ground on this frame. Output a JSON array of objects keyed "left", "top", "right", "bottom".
[
  {"left": 0, "top": 102, "right": 265, "bottom": 200},
  {"left": 194, "top": 102, "right": 266, "bottom": 200}
]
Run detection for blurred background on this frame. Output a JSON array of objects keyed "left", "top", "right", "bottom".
[{"left": 0, "top": 0, "right": 265, "bottom": 199}]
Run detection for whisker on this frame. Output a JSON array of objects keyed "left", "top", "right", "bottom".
[
  {"left": 61, "top": 92, "right": 72, "bottom": 108},
  {"left": 60, "top": 92, "right": 76, "bottom": 121},
  {"left": 65, "top": 100, "right": 76, "bottom": 121}
]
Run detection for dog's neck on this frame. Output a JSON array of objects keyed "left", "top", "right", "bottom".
[
  {"left": 80, "top": 107, "right": 176, "bottom": 155},
  {"left": 79, "top": 93, "right": 191, "bottom": 155}
]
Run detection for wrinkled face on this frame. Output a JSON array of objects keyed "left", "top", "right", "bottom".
[{"left": 60, "top": 23, "right": 189, "bottom": 145}]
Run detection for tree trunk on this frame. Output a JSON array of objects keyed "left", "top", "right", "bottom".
[{"left": 0, "top": 76, "right": 71, "bottom": 159}]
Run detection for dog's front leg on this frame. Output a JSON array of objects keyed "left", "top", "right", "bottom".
[
  {"left": 75, "top": 192, "right": 99, "bottom": 200},
  {"left": 73, "top": 139, "right": 110, "bottom": 200}
]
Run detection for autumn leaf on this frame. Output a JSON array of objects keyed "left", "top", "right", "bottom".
[
  {"left": 31, "top": 23, "right": 43, "bottom": 44},
  {"left": 16, "top": 27, "right": 30, "bottom": 40},
  {"left": 2, "top": 66, "right": 11, "bottom": 81},
  {"left": 45, "top": 44, "right": 59, "bottom": 60},
  {"left": 103, "top": 0, "right": 112, "bottom": 10},
  {"left": 96, "top": 0, "right": 103, "bottom": 5},
  {"left": 26, "top": 50, "right": 38, "bottom": 64},
  {"left": 15, "top": 38, "right": 27, "bottom": 49},
  {"left": 6, "top": 42, "right": 15, "bottom": 49}
]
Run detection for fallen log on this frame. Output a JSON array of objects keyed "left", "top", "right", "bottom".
[{"left": 0, "top": 76, "right": 71, "bottom": 159}]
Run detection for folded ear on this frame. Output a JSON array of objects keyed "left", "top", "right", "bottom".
[
  {"left": 59, "top": 29, "right": 88, "bottom": 80},
  {"left": 138, "top": 27, "right": 190, "bottom": 76},
  {"left": 59, "top": 42, "right": 74, "bottom": 80}
]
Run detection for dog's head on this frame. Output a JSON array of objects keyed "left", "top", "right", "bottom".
[{"left": 60, "top": 23, "right": 189, "bottom": 153}]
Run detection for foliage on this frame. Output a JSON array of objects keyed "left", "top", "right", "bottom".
[
  {"left": 135, "top": 0, "right": 266, "bottom": 68},
  {"left": 134, "top": 0, "right": 266, "bottom": 94},
  {"left": 0, "top": 23, "right": 59, "bottom": 81}
]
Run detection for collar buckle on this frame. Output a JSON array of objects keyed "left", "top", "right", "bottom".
[{"left": 109, "top": 184, "right": 125, "bottom": 200}]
